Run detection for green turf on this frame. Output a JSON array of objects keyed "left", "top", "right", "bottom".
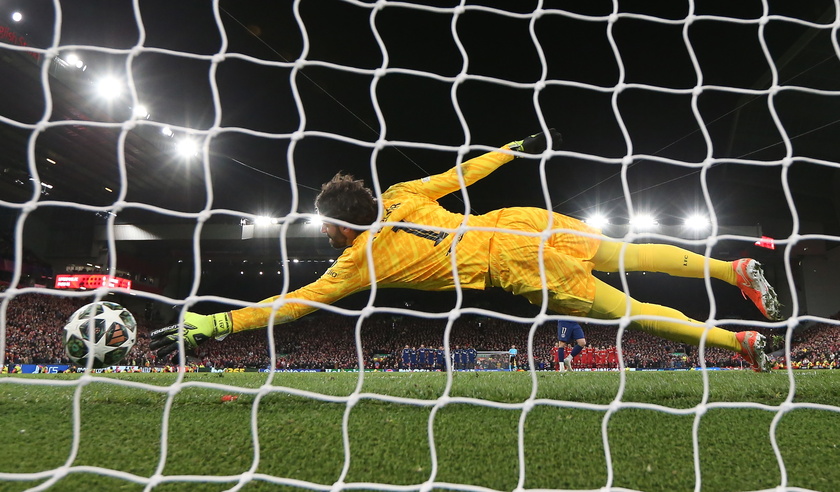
[{"left": 1, "top": 370, "right": 839, "bottom": 491}]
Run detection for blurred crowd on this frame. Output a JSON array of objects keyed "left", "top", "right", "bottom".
[
  {"left": 778, "top": 312, "right": 840, "bottom": 369},
  {"left": 2, "top": 293, "right": 838, "bottom": 371}
]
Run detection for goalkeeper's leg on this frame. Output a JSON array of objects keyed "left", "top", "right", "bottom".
[
  {"left": 590, "top": 241, "right": 737, "bottom": 285},
  {"left": 589, "top": 241, "right": 782, "bottom": 321},
  {"left": 585, "top": 279, "right": 771, "bottom": 372},
  {"left": 586, "top": 277, "right": 741, "bottom": 352}
]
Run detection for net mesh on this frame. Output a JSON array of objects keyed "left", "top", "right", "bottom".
[{"left": 1, "top": 0, "right": 840, "bottom": 490}]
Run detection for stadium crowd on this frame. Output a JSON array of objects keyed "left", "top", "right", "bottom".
[
  {"left": 779, "top": 312, "right": 840, "bottom": 369},
  {"left": 2, "top": 293, "right": 839, "bottom": 371}
]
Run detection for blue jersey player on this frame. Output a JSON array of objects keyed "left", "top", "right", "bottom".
[
  {"left": 401, "top": 345, "right": 414, "bottom": 370},
  {"left": 557, "top": 320, "right": 587, "bottom": 371}
]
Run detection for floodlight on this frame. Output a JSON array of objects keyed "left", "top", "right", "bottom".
[
  {"left": 161, "top": 126, "right": 174, "bottom": 137},
  {"left": 96, "top": 76, "right": 123, "bottom": 100},
  {"left": 585, "top": 214, "right": 609, "bottom": 229},
  {"left": 309, "top": 215, "right": 323, "bottom": 227},
  {"left": 133, "top": 105, "right": 150, "bottom": 119},
  {"left": 29, "top": 178, "right": 53, "bottom": 189},
  {"left": 65, "top": 53, "right": 84, "bottom": 69},
  {"left": 12, "top": 12, "right": 22, "bottom": 22},
  {"left": 175, "top": 138, "right": 198, "bottom": 158},
  {"left": 629, "top": 214, "right": 658, "bottom": 230},
  {"left": 254, "top": 216, "right": 274, "bottom": 226},
  {"left": 684, "top": 214, "right": 709, "bottom": 230}
]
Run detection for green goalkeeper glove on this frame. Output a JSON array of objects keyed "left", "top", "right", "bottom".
[
  {"left": 149, "top": 312, "right": 233, "bottom": 358},
  {"left": 508, "top": 128, "right": 563, "bottom": 155}
]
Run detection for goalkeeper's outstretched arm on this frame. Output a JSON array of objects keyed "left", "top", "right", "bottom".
[
  {"left": 149, "top": 130, "right": 562, "bottom": 358},
  {"left": 389, "top": 128, "right": 562, "bottom": 202},
  {"left": 149, "top": 258, "right": 368, "bottom": 358}
]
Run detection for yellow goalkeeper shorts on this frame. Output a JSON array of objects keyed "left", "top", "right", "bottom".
[{"left": 487, "top": 207, "right": 601, "bottom": 316}]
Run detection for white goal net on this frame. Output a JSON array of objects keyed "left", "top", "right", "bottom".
[{"left": 2, "top": 0, "right": 840, "bottom": 491}]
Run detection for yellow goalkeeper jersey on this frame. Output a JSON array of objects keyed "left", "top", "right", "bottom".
[{"left": 231, "top": 146, "right": 601, "bottom": 332}]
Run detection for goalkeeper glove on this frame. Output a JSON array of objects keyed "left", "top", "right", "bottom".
[
  {"left": 508, "top": 128, "right": 563, "bottom": 155},
  {"left": 149, "top": 312, "right": 233, "bottom": 358}
]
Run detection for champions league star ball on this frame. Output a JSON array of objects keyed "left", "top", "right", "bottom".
[{"left": 63, "top": 301, "right": 137, "bottom": 368}]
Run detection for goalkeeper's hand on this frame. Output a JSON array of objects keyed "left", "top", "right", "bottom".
[
  {"left": 508, "top": 128, "right": 563, "bottom": 155},
  {"left": 149, "top": 312, "right": 233, "bottom": 358}
]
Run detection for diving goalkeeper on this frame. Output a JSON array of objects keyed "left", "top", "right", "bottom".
[{"left": 150, "top": 130, "right": 782, "bottom": 372}]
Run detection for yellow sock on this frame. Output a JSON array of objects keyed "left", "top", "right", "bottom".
[
  {"left": 592, "top": 242, "right": 737, "bottom": 285},
  {"left": 587, "top": 278, "right": 741, "bottom": 353}
]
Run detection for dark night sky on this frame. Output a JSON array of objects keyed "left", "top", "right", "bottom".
[
  {"left": 4, "top": 0, "right": 839, "bottom": 222},
  {"left": 2, "top": 0, "right": 839, "bottom": 318}
]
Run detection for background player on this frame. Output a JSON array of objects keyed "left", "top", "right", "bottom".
[
  {"left": 400, "top": 345, "right": 413, "bottom": 370},
  {"left": 508, "top": 345, "right": 518, "bottom": 371},
  {"left": 467, "top": 345, "right": 477, "bottom": 371},
  {"left": 151, "top": 130, "right": 781, "bottom": 372},
  {"left": 550, "top": 342, "right": 560, "bottom": 371},
  {"left": 557, "top": 320, "right": 586, "bottom": 371}
]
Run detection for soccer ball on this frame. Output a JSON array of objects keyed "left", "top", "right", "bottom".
[{"left": 63, "top": 301, "right": 137, "bottom": 368}]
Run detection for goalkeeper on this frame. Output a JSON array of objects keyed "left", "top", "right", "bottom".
[{"left": 150, "top": 130, "right": 781, "bottom": 372}]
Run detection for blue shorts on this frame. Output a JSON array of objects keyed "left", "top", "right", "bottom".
[{"left": 557, "top": 320, "right": 585, "bottom": 343}]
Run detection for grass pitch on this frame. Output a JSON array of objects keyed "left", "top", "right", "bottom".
[{"left": 2, "top": 370, "right": 840, "bottom": 492}]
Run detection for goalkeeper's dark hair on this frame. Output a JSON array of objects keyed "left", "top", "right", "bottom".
[{"left": 315, "top": 172, "right": 378, "bottom": 227}]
